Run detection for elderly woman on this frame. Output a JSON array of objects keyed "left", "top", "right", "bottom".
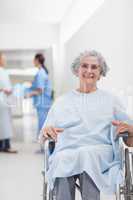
[{"left": 41, "top": 50, "right": 133, "bottom": 200}]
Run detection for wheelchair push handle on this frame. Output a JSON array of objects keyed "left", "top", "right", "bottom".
[
  {"left": 49, "top": 141, "right": 55, "bottom": 154},
  {"left": 117, "top": 131, "right": 129, "bottom": 139}
]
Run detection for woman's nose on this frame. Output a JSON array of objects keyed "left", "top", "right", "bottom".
[{"left": 87, "top": 66, "right": 92, "bottom": 73}]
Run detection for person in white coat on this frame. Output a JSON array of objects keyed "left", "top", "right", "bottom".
[{"left": 0, "top": 53, "right": 17, "bottom": 153}]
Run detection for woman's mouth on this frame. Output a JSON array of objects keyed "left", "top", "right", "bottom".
[{"left": 83, "top": 74, "right": 94, "bottom": 79}]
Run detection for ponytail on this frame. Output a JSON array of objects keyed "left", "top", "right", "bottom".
[
  {"left": 35, "top": 53, "right": 48, "bottom": 74},
  {"left": 42, "top": 64, "right": 49, "bottom": 74}
]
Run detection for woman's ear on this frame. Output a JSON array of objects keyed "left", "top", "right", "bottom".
[
  {"left": 98, "top": 76, "right": 101, "bottom": 80},
  {"left": 98, "top": 69, "right": 103, "bottom": 80},
  {"left": 97, "top": 73, "right": 102, "bottom": 80},
  {"left": 74, "top": 68, "right": 79, "bottom": 77}
]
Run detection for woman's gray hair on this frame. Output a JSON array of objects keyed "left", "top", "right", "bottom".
[{"left": 71, "top": 50, "right": 109, "bottom": 77}]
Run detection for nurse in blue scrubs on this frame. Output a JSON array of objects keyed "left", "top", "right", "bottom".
[{"left": 25, "top": 53, "right": 52, "bottom": 136}]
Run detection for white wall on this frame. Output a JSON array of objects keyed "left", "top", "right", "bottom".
[
  {"left": 124, "top": 0, "right": 133, "bottom": 87},
  {"left": 60, "top": 0, "right": 104, "bottom": 43},
  {"left": 0, "top": 0, "right": 74, "bottom": 24},
  {"left": 58, "top": 0, "right": 132, "bottom": 96},
  {"left": 44, "top": 47, "right": 54, "bottom": 85},
  {"left": 0, "top": 24, "right": 59, "bottom": 49}
]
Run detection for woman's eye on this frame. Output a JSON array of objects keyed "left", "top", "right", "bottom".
[
  {"left": 81, "top": 64, "right": 88, "bottom": 68},
  {"left": 91, "top": 65, "right": 98, "bottom": 70}
]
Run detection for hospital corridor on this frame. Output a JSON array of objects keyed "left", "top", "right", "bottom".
[
  {"left": 0, "top": 0, "right": 133, "bottom": 200},
  {"left": 0, "top": 105, "right": 44, "bottom": 200}
]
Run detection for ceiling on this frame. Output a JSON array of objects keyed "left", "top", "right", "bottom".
[{"left": 0, "top": 0, "right": 74, "bottom": 24}]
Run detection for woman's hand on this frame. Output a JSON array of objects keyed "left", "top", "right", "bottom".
[
  {"left": 3, "top": 89, "right": 12, "bottom": 95},
  {"left": 112, "top": 120, "right": 133, "bottom": 146},
  {"left": 24, "top": 93, "right": 31, "bottom": 98},
  {"left": 112, "top": 120, "right": 133, "bottom": 136},
  {"left": 24, "top": 89, "right": 42, "bottom": 98},
  {"left": 43, "top": 126, "right": 64, "bottom": 142}
]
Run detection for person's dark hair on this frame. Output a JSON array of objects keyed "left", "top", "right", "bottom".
[{"left": 35, "top": 53, "right": 48, "bottom": 74}]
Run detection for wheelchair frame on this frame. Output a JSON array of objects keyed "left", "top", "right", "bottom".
[
  {"left": 116, "top": 136, "right": 133, "bottom": 200},
  {"left": 42, "top": 139, "right": 80, "bottom": 200},
  {"left": 42, "top": 134, "right": 133, "bottom": 200}
]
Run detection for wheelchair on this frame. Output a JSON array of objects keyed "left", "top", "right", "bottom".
[
  {"left": 42, "top": 133, "right": 133, "bottom": 200},
  {"left": 116, "top": 133, "right": 133, "bottom": 200}
]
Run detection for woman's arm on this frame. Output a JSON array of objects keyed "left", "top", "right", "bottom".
[
  {"left": 112, "top": 96, "right": 133, "bottom": 145},
  {"left": 24, "top": 88, "right": 43, "bottom": 98},
  {"left": 3, "top": 89, "right": 12, "bottom": 95}
]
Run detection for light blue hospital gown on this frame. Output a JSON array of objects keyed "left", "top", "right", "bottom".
[
  {"left": 29, "top": 68, "right": 52, "bottom": 131},
  {"left": 43, "top": 89, "right": 132, "bottom": 194}
]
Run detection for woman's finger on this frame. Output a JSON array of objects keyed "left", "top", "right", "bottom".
[
  {"left": 52, "top": 127, "right": 59, "bottom": 137},
  {"left": 47, "top": 127, "right": 57, "bottom": 140},
  {"left": 112, "top": 120, "right": 121, "bottom": 126},
  {"left": 55, "top": 128, "right": 64, "bottom": 133},
  {"left": 42, "top": 126, "right": 64, "bottom": 141},
  {"left": 44, "top": 127, "right": 54, "bottom": 138},
  {"left": 117, "top": 127, "right": 128, "bottom": 133}
]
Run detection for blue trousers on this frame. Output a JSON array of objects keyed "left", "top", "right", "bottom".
[
  {"left": 0, "top": 139, "right": 10, "bottom": 151},
  {"left": 36, "top": 107, "right": 50, "bottom": 134},
  {"left": 54, "top": 172, "right": 100, "bottom": 200}
]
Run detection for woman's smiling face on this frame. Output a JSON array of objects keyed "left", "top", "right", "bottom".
[{"left": 77, "top": 56, "right": 101, "bottom": 86}]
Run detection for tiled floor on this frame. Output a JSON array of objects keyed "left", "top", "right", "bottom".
[
  {"left": 0, "top": 142, "right": 43, "bottom": 200},
  {"left": 0, "top": 113, "right": 44, "bottom": 200},
  {"left": 0, "top": 112, "right": 116, "bottom": 200}
]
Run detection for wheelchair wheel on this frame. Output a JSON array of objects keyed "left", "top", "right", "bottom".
[
  {"left": 42, "top": 172, "right": 55, "bottom": 200},
  {"left": 44, "top": 183, "right": 48, "bottom": 200},
  {"left": 116, "top": 184, "right": 122, "bottom": 200},
  {"left": 42, "top": 170, "right": 48, "bottom": 200},
  {"left": 43, "top": 182, "right": 55, "bottom": 200},
  {"left": 124, "top": 148, "right": 133, "bottom": 200},
  {"left": 49, "top": 190, "right": 55, "bottom": 200}
]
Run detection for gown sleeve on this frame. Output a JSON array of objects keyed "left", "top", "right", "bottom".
[
  {"left": 113, "top": 96, "right": 133, "bottom": 124},
  {"left": 41, "top": 101, "right": 58, "bottom": 129}
]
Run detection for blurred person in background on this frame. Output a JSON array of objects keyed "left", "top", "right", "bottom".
[
  {"left": 24, "top": 53, "right": 52, "bottom": 147},
  {"left": 0, "top": 52, "right": 17, "bottom": 153}
]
